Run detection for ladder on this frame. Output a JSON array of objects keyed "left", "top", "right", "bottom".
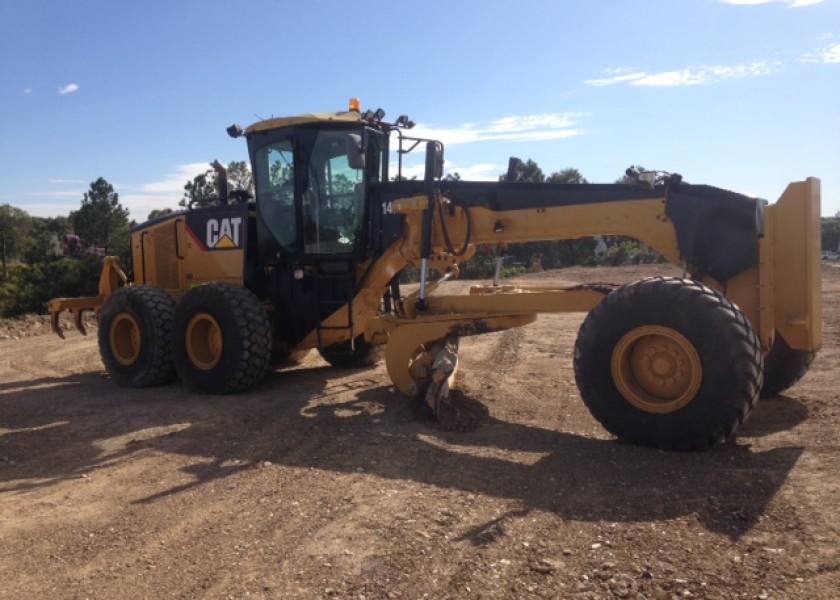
[{"left": 313, "top": 258, "right": 356, "bottom": 351}]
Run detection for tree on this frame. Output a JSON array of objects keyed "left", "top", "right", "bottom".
[
  {"left": 147, "top": 208, "right": 174, "bottom": 221},
  {"left": 443, "top": 172, "right": 462, "bottom": 181},
  {"left": 822, "top": 217, "right": 840, "bottom": 253},
  {"left": 501, "top": 157, "right": 545, "bottom": 183},
  {"left": 492, "top": 160, "right": 599, "bottom": 270},
  {"left": 0, "top": 204, "right": 32, "bottom": 278},
  {"left": 180, "top": 160, "right": 253, "bottom": 208},
  {"left": 23, "top": 216, "right": 70, "bottom": 264},
  {"left": 548, "top": 168, "right": 588, "bottom": 184},
  {"left": 227, "top": 160, "right": 253, "bottom": 193},
  {"left": 69, "top": 177, "right": 131, "bottom": 261},
  {"left": 181, "top": 170, "right": 217, "bottom": 208}
]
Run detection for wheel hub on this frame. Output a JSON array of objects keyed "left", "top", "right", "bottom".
[
  {"left": 185, "top": 313, "right": 223, "bottom": 371},
  {"left": 109, "top": 313, "right": 142, "bottom": 366},
  {"left": 612, "top": 326, "right": 702, "bottom": 414}
]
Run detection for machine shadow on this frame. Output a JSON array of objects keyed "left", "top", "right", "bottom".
[
  {"left": 0, "top": 366, "right": 804, "bottom": 540},
  {"left": 737, "top": 394, "right": 810, "bottom": 438}
]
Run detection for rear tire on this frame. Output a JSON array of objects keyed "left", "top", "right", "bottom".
[
  {"left": 98, "top": 286, "right": 177, "bottom": 387},
  {"left": 573, "top": 277, "right": 763, "bottom": 450},
  {"left": 173, "top": 283, "right": 271, "bottom": 394},
  {"left": 759, "top": 332, "right": 816, "bottom": 398},
  {"left": 319, "top": 337, "right": 382, "bottom": 369}
]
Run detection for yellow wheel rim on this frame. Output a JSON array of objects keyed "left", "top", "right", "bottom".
[
  {"left": 185, "top": 313, "right": 223, "bottom": 371},
  {"left": 611, "top": 326, "right": 702, "bottom": 414},
  {"left": 109, "top": 313, "right": 142, "bottom": 367}
]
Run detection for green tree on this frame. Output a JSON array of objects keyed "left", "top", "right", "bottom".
[
  {"left": 548, "top": 168, "right": 588, "bottom": 184},
  {"left": 0, "top": 204, "right": 32, "bottom": 278},
  {"left": 501, "top": 157, "right": 545, "bottom": 183},
  {"left": 23, "top": 216, "right": 71, "bottom": 264},
  {"left": 69, "top": 177, "right": 131, "bottom": 261},
  {"left": 493, "top": 161, "right": 599, "bottom": 270},
  {"left": 331, "top": 173, "right": 355, "bottom": 195},
  {"left": 147, "top": 208, "right": 174, "bottom": 221},
  {"left": 181, "top": 160, "right": 253, "bottom": 208},
  {"left": 443, "top": 172, "right": 462, "bottom": 181},
  {"left": 822, "top": 217, "right": 840, "bottom": 252},
  {"left": 227, "top": 160, "right": 253, "bottom": 193}
]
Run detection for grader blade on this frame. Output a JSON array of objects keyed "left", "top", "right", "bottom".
[
  {"left": 417, "top": 337, "right": 487, "bottom": 430},
  {"left": 422, "top": 337, "right": 459, "bottom": 414},
  {"left": 374, "top": 311, "right": 536, "bottom": 427}
]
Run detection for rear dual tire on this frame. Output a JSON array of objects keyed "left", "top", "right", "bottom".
[
  {"left": 173, "top": 283, "right": 272, "bottom": 394},
  {"left": 98, "top": 286, "right": 177, "bottom": 387}
]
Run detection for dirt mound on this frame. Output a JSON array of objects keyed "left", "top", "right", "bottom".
[{"left": 0, "top": 312, "right": 98, "bottom": 340}]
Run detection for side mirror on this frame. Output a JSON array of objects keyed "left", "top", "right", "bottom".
[{"left": 346, "top": 134, "right": 365, "bottom": 170}]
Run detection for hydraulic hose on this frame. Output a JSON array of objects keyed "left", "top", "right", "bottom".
[{"left": 436, "top": 195, "right": 472, "bottom": 257}]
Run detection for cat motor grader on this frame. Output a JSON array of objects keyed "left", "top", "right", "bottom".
[{"left": 50, "top": 100, "right": 822, "bottom": 450}]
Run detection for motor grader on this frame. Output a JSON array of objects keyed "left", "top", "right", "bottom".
[{"left": 50, "top": 100, "right": 822, "bottom": 450}]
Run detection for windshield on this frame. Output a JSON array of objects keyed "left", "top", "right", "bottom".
[{"left": 252, "top": 127, "right": 381, "bottom": 257}]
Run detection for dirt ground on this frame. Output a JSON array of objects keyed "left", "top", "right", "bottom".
[{"left": 1, "top": 264, "right": 838, "bottom": 600}]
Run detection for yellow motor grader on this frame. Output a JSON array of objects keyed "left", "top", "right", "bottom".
[{"left": 50, "top": 100, "right": 822, "bottom": 450}]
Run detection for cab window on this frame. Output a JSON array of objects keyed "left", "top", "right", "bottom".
[{"left": 255, "top": 140, "right": 296, "bottom": 251}]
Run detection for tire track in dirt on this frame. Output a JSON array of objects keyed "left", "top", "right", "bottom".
[
  {"left": 457, "top": 327, "right": 526, "bottom": 408},
  {"left": 1, "top": 333, "right": 101, "bottom": 384}
]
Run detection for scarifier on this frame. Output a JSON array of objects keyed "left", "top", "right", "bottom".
[{"left": 50, "top": 100, "right": 822, "bottom": 450}]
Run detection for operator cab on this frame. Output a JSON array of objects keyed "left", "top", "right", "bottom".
[
  {"left": 234, "top": 101, "right": 436, "bottom": 350},
  {"left": 238, "top": 105, "right": 391, "bottom": 349},
  {"left": 239, "top": 101, "right": 430, "bottom": 267}
]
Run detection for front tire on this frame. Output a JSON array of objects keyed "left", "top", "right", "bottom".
[
  {"left": 173, "top": 283, "right": 271, "bottom": 394},
  {"left": 98, "top": 286, "right": 177, "bottom": 387},
  {"left": 319, "top": 337, "right": 382, "bottom": 369},
  {"left": 573, "top": 277, "right": 763, "bottom": 450}
]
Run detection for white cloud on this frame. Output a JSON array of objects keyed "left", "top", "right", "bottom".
[
  {"left": 586, "top": 72, "right": 647, "bottom": 87},
  {"left": 445, "top": 163, "right": 501, "bottom": 181},
  {"left": 389, "top": 114, "right": 583, "bottom": 183},
  {"left": 58, "top": 83, "right": 80, "bottom": 95},
  {"left": 119, "top": 163, "right": 211, "bottom": 220},
  {"left": 136, "top": 163, "right": 210, "bottom": 195},
  {"left": 720, "top": 0, "right": 825, "bottom": 6},
  {"left": 47, "top": 178, "right": 87, "bottom": 185},
  {"left": 23, "top": 88, "right": 33, "bottom": 95},
  {"left": 409, "top": 113, "right": 586, "bottom": 147},
  {"left": 587, "top": 61, "right": 777, "bottom": 87},
  {"left": 799, "top": 42, "right": 840, "bottom": 64},
  {"left": 821, "top": 43, "right": 840, "bottom": 63}
]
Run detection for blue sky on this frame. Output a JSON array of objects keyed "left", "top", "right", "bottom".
[{"left": 1, "top": 0, "right": 838, "bottom": 222}]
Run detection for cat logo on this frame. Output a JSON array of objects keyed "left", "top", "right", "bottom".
[{"left": 206, "top": 217, "right": 242, "bottom": 249}]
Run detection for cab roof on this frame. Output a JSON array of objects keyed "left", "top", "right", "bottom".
[{"left": 245, "top": 111, "right": 363, "bottom": 135}]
